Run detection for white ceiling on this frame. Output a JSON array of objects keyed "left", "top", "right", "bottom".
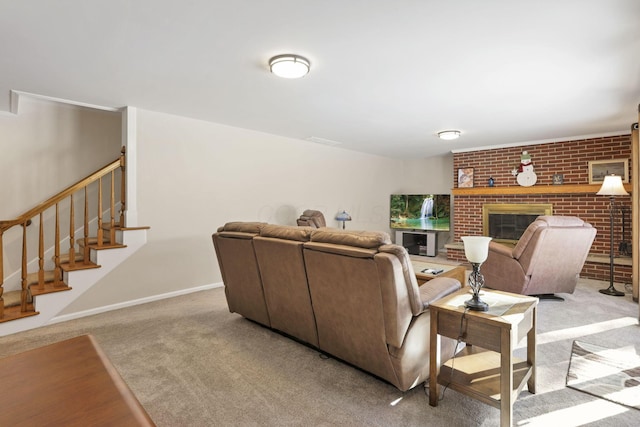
[{"left": 1, "top": 1, "right": 639, "bottom": 159}]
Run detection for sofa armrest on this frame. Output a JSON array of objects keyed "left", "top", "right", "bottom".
[{"left": 418, "top": 277, "right": 461, "bottom": 312}]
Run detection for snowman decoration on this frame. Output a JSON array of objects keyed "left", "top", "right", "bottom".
[{"left": 511, "top": 151, "right": 537, "bottom": 187}]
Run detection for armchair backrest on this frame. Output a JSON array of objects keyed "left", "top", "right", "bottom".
[
  {"left": 296, "top": 209, "right": 326, "bottom": 228},
  {"left": 513, "top": 216, "right": 597, "bottom": 293}
]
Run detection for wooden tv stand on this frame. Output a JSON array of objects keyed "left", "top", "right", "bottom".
[{"left": 396, "top": 230, "right": 438, "bottom": 256}]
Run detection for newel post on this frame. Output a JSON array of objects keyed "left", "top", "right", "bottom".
[
  {"left": 0, "top": 230, "right": 4, "bottom": 318},
  {"left": 119, "top": 146, "right": 126, "bottom": 227}
]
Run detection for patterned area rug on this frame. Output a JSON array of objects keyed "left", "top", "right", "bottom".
[{"left": 566, "top": 340, "right": 640, "bottom": 410}]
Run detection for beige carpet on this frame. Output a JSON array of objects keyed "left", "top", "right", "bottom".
[
  {"left": 1, "top": 278, "right": 639, "bottom": 426},
  {"left": 567, "top": 340, "right": 640, "bottom": 410}
]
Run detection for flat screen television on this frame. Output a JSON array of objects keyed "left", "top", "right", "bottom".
[{"left": 390, "top": 194, "right": 451, "bottom": 231}]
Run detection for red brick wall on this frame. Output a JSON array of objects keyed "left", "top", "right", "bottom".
[{"left": 450, "top": 134, "right": 633, "bottom": 283}]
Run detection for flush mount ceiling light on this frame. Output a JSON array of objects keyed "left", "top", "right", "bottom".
[
  {"left": 437, "top": 130, "right": 461, "bottom": 140},
  {"left": 269, "top": 54, "right": 310, "bottom": 79}
]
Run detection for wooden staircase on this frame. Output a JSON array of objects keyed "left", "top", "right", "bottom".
[
  {"left": 1, "top": 227, "right": 121, "bottom": 323},
  {"left": 0, "top": 148, "right": 149, "bottom": 334}
]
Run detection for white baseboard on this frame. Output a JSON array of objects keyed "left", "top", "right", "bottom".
[{"left": 49, "top": 282, "right": 224, "bottom": 325}]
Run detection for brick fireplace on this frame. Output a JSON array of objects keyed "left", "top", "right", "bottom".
[
  {"left": 484, "top": 203, "right": 552, "bottom": 243},
  {"left": 448, "top": 134, "right": 633, "bottom": 283}
]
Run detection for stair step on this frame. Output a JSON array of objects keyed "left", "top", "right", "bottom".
[
  {"left": 101, "top": 223, "right": 151, "bottom": 232},
  {"left": 77, "top": 237, "right": 126, "bottom": 250},
  {"left": 60, "top": 261, "right": 101, "bottom": 272},
  {"left": 0, "top": 304, "right": 38, "bottom": 324},
  {"left": 25, "top": 270, "right": 71, "bottom": 296},
  {"left": 25, "top": 270, "right": 57, "bottom": 287},
  {"left": 59, "top": 252, "right": 84, "bottom": 263},
  {"left": 1, "top": 224, "right": 149, "bottom": 328},
  {"left": 58, "top": 252, "right": 101, "bottom": 271},
  {"left": 3, "top": 290, "right": 23, "bottom": 308},
  {"left": 29, "top": 282, "right": 72, "bottom": 297},
  {"left": 2, "top": 291, "right": 38, "bottom": 323},
  {"left": 78, "top": 236, "right": 111, "bottom": 245},
  {"left": 101, "top": 222, "right": 122, "bottom": 231}
]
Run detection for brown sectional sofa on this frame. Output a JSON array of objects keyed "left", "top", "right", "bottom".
[{"left": 212, "top": 222, "right": 462, "bottom": 391}]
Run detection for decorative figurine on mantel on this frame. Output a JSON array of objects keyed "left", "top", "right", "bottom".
[{"left": 511, "top": 151, "right": 538, "bottom": 187}]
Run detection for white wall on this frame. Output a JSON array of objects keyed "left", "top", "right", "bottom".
[
  {"left": 0, "top": 99, "right": 455, "bottom": 315},
  {"left": 61, "top": 109, "right": 413, "bottom": 313},
  {"left": 395, "top": 154, "right": 455, "bottom": 247},
  {"left": 0, "top": 96, "right": 122, "bottom": 219},
  {"left": 0, "top": 96, "right": 121, "bottom": 291},
  {"left": 398, "top": 155, "right": 454, "bottom": 194}
]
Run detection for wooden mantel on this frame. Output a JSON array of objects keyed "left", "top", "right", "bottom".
[{"left": 452, "top": 183, "right": 633, "bottom": 196}]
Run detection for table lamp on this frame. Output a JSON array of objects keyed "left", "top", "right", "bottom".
[
  {"left": 596, "top": 174, "right": 628, "bottom": 296},
  {"left": 335, "top": 211, "right": 352, "bottom": 229},
  {"left": 461, "top": 236, "right": 493, "bottom": 311}
]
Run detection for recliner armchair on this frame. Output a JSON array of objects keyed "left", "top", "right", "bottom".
[
  {"left": 296, "top": 209, "right": 326, "bottom": 228},
  {"left": 482, "top": 216, "right": 597, "bottom": 298}
]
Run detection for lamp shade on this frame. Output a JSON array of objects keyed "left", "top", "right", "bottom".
[
  {"left": 461, "top": 236, "right": 492, "bottom": 263},
  {"left": 335, "top": 211, "right": 352, "bottom": 221},
  {"left": 596, "top": 174, "right": 629, "bottom": 196},
  {"left": 269, "top": 54, "right": 310, "bottom": 79}
]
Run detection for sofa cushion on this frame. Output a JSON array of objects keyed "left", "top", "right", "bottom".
[
  {"left": 310, "top": 229, "right": 391, "bottom": 248},
  {"left": 217, "top": 221, "right": 266, "bottom": 233},
  {"left": 260, "top": 224, "right": 313, "bottom": 241},
  {"left": 303, "top": 242, "right": 378, "bottom": 258}
]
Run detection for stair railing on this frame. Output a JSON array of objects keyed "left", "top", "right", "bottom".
[{"left": 0, "top": 147, "right": 126, "bottom": 319}]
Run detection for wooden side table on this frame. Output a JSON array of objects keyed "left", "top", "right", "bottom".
[
  {"left": 411, "top": 259, "right": 466, "bottom": 286},
  {"left": 428, "top": 288, "right": 537, "bottom": 427}
]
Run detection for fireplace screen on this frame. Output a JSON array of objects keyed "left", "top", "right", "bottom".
[{"left": 483, "top": 204, "right": 553, "bottom": 243}]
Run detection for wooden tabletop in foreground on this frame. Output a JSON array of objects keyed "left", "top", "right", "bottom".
[{"left": 0, "top": 334, "right": 155, "bottom": 426}]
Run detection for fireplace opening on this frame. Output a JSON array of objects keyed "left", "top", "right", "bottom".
[{"left": 483, "top": 204, "right": 553, "bottom": 243}]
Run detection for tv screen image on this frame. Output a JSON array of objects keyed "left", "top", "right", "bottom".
[{"left": 390, "top": 194, "right": 451, "bottom": 231}]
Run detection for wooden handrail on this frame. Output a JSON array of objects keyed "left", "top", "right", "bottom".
[{"left": 0, "top": 151, "right": 124, "bottom": 232}]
